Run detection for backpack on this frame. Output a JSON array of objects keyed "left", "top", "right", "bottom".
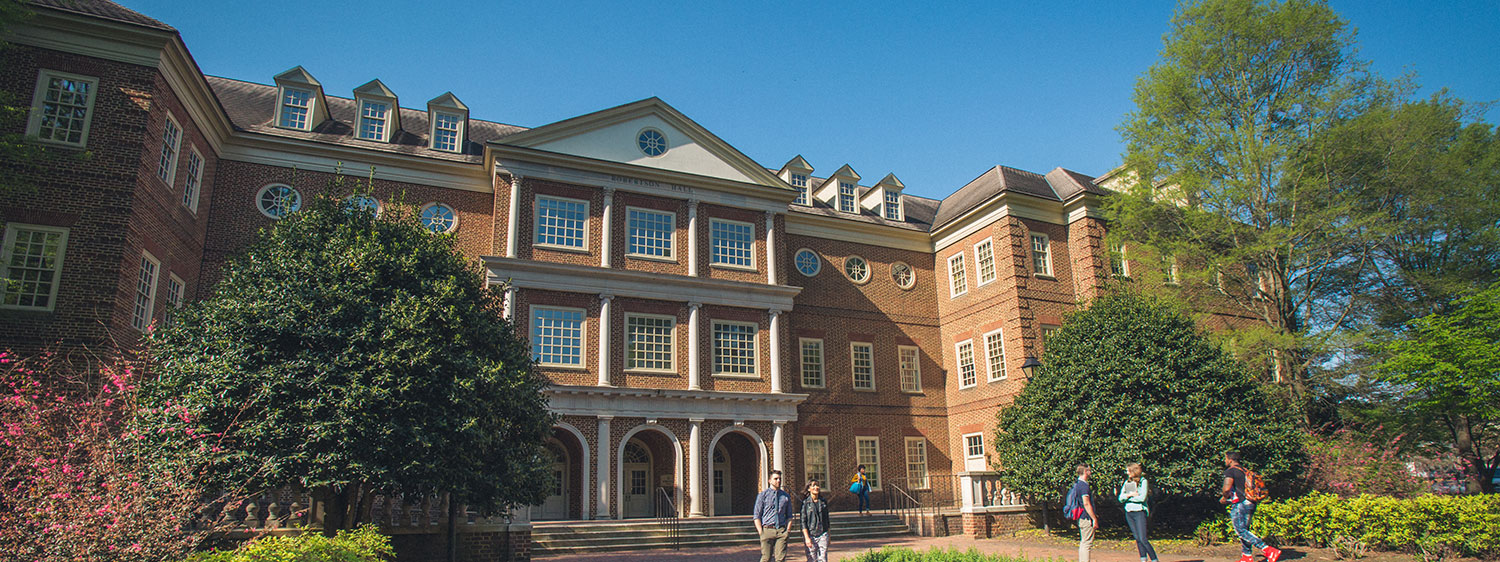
[
  {"left": 1241, "top": 467, "right": 1269, "bottom": 502},
  {"left": 1061, "top": 484, "right": 1084, "bottom": 520}
]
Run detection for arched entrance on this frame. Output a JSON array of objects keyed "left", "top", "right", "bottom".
[
  {"left": 712, "top": 444, "right": 731, "bottom": 515},
  {"left": 706, "top": 427, "right": 766, "bottom": 517},
  {"left": 614, "top": 424, "right": 683, "bottom": 519},
  {"left": 539, "top": 423, "right": 589, "bottom": 521},
  {"left": 621, "top": 440, "right": 653, "bottom": 518},
  {"left": 537, "top": 439, "right": 569, "bottom": 520}
]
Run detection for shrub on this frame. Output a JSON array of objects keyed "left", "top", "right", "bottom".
[
  {"left": 1305, "top": 428, "right": 1425, "bottom": 498},
  {"left": 182, "top": 525, "right": 392, "bottom": 562},
  {"left": 850, "top": 548, "right": 1053, "bottom": 562},
  {"left": 1208, "top": 492, "right": 1499, "bottom": 556}
]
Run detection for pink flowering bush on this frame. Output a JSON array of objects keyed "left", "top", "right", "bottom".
[{"left": 1304, "top": 428, "right": 1425, "bottom": 498}]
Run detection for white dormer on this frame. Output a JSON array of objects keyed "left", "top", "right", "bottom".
[
  {"left": 777, "top": 155, "right": 814, "bottom": 205},
  {"left": 273, "top": 66, "right": 328, "bottom": 131},
  {"left": 426, "top": 92, "right": 468, "bottom": 153},
  {"left": 862, "top": 173, "right": 905, "bottom": 221},
  {"left": 353, "top": 79, "right": 400, "bottom": 143},
  {"left": 813, "top": 164, "right": 861, "bottom": 213}
]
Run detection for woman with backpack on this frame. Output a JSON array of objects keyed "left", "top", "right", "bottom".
[{"left": 1118, "top": 463, "right": 1159, "bottom": 562}]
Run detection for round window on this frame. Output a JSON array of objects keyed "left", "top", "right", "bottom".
[
  {"left": 794, "top": 248, "right": 821, "bottom": 277},
  {"left": 892, "top": 262, "right": 915, "bottom": 289},
  {"left": 637, "top": 128, "right": 668, "bottom": 157},
  {"left": 420, "top": 202, "right": 458, "bottom": 233},
  {"left": 845, "top": 256, "right": 870, "bottom": 284},
  {"left": 256, "top": 183, "right": 302, "bottom": 219},
  {"left": 343, "top": 194, "right": 380, "bottom": 217}
]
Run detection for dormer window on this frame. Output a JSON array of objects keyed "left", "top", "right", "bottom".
[
  {"left": 791, "top": 174, "right": 809, "bottom": 205},
  {"left": 272, "top": 66, "right": 327, "bottom": 132},
  {"left": 279, "top": 88, "right": 312, "bottom": 129},
  {"left": 353, "top": 79, "right": 401, "bottom": 143},
  {"left": 426, "top": 92, "right": 469, "bottom": 153},
  {"left": 884, "top": 191, "right": 902, "bottom": 220},
  {"left": 358, "top": 100, "right": 389, "bottom": 141},
  {"left": 432, "top": 113, "right": 461, "bottom": 151},
  {"left": 838, "top": 182, "right": 857, "bottom": 213}
]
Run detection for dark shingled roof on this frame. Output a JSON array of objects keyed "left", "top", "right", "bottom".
[
  {"left": 777, "top": 171, "right": 936, "bottom": 232},
  {"left": 933, "top": 166, "right": 1055, "bottom": 228},
  {"left": 1045, "top": 167, "right": 1107, "bottom": 200},
  {"left": 30, "top": 0, "right": 173, "bottom": 31},
  {"left": 205, "top": 76, "right": 528, "bottom": 163}
]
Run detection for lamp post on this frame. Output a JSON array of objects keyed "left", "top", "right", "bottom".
[{"left": 1020, "top": 356, "right": 1041, "bottom": 379}]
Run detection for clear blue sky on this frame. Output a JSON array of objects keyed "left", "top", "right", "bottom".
[{"left": 125, "top": 0, "right": 1499, "bottom": 201}]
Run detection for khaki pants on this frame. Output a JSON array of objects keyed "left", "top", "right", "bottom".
[
  {"left": 1079, "top": 518, "right": 1095, "bottom": 562},
  {"left": 760, "top": 526, "right": 789, "bottom": 562}
]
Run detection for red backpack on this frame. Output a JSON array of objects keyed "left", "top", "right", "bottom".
[{"left": 1238, "top": 467, "right": 1269, "bottom": 502}]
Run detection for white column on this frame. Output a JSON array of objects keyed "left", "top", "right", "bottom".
[
  {"left": 769, "top": 309, "right": 783, "bottom": 393},
  {"left": 772, "top": 420, "right": 787, "bottom": 473},
  {"left": 687, "top": 199, "right": 700, "bottom": 277},
  {"left": 502, "top": 287, "right": 517, "bottom": 321},
  {"left": 506, "top": 175, "right": 521, "bottom": 258},
  {"left": 601, "top": 187, "right": 615, "bottom": 268},
  {"left": 765, "top": 210, "right": 778, "bottom": 285},
  {"left": 597, "top": 294, "right": 614, "bottom": 387},
  {"left": 688, "top": 418, "right": 704, "bottom": 517},
  {"left": 687, "top": 302, "right": 702, "bottom": 391},
  {"left": 596, "top": 416, "right": 613, "bottom": 519}
]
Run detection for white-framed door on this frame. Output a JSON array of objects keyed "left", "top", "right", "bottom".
[
  {"left": 537, "top": 441, "right": 568, "bottom": 520},
  {"left": 712, "top": 444, "right": 731, "bottom": 515},
  {"left": 622, "top": 440, "right": 653, "bottom": 518}
]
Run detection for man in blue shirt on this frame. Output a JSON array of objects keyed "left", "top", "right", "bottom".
[
  {"left": 752, "top": 469, "right": 793, "bottom": 562},
  {"left": 1067, "top": 464, "right": 1099, "bottom": 562}
]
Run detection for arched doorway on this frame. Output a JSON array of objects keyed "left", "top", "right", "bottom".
[
  {"left": 537, "top": 440, "right": 569, "bottom": 520},
  {"left": 712, "top": 444, "right": 731, "bottom": 515},
  {"left": 622, "top": 439, "right": 654, "bottom": 518},
  {"left": 706, "top": 428, "right": 765, "bottom": 517}
]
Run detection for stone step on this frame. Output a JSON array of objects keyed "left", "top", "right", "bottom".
[
  {"left": 533, "top": 522, "right": 911, "bottom": 547},
  {"left": 531, "top": 514, "right": 911, "bottom": 556}
]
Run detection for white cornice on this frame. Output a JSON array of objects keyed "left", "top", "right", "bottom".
[
  {"left": 544, "top": 384, "right": 807, "bottom": 422},
  {"left": 485, "top": 256, "right": 802, "bottom": 310},
  {"left": 159, "top": 39, "right": 233, "bottom": 155},
  {"left": 931, "top": 193, "right": 1100, "bottom": 251},
  {"left": 493, "top": 150, "right": 792, "bottom": 213},
  {"left": 1065, "top": 193, "right": 1106, "bottom": 224},
  {"left": 220, "top": 134, "right": 490, "bottom": 192},
  {"left": 4, "top": 9, "right": 169, "bottom": 67},
  {"left": 783, "top": 212, "right": 933, "bottom": 252}
]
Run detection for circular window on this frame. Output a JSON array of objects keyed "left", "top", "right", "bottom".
[
  {"left": 892, "top": 262, "right": 915, "bottom": 289},
  {"left": 844, "top": 256, "right": 870, "bottom": 284},
  {"left": 256, "top": 183, "right": 301, "bottom": 219},
  {"left": 420, "top": 202, "right": 458, "bottom": 233},
  {"left": 794, "top": 248, "right": 821, "bottom": 277},
  {"left": 343, "top": 194, "right": 380, "bottom": 217},
  {"left": 637, "top": 128, "right": 668, "bottom": 157}
]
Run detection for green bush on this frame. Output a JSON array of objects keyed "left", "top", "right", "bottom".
[
  {"left": 1208, "top": 493, "right": 1499, "bottom": 556},
  {"left": 182, "top": 526, "right": 392, "bottom": 562},
  {"left": 849, "top": 548, "right": 1054, "bottom": 562}
]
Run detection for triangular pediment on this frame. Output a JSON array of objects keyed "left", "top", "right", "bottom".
[
  {"left": 830, "top": 164, "right": 860, "bottom": 181},
  {"left": 427, "top": 92, "right": 468, "bottom": 112},
  {"left": 273, "top": 66, "right": 320, "bottom": 87},
  {"left": 876, "top": 173, "right": 904, "bottom": 190},
  {"left": 779, "top": 155, "right": 813, "bottom": 174},
  {"left": 354, "top": 79, "right": 397, "bottom": 100},
  {"left": 494, "top": 98, "right": 790, "bottom": 190}
]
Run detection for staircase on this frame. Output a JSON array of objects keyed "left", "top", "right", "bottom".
[{"left": 531, "top": 512, "right": 912, "bottom": 557}]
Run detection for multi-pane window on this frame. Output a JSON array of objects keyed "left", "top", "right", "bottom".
[
  {"left": 157, "top": 115, "right": 181, "bottom": 185},
  {"left": 975, "top": 239, "right": 996, "bottom": 286},
  {"left": 432, "top": 112, "right": 462, "bottom": 152},
  {"left": 891, "top": 262, "right": 914, "bottom": 289},
  {"left": 131, "top": 252, "right": 160, "bottom": 332},
  {"left": 710, "top": 219, "right": 754, "bottom": 268},
  {"left": 794, "top": 249, "right": 821, "bottom": 277},
  {"left": 31, "top": 71, "right": 96, "bottom": 146},
  {"left": 948, "top": 252, "right": 967, "bottom": 297},
  {"left": 625, "top": 314, "right": 674, "bottom": 371},
  {"left": 358, "top": 100, "right": 389, "bottom": 141},
  {"left": 1, "top": 225, "right": 68, "bottom": 310},
  {"left": 905, "top": 438, "right": 929, "bottom": 489},
  {"left": 898, "top": 346, "right": 921, "bottom": 393},
  {"left": 838, "top": 182, "right": 857, "bottom": 213},
  {"left": 182, "top": 148, "right": 203, "bottom": 211},
  {"left": 256, "top": 184, "right": 301, "bottom": 219},
  {"left": 964, "top": 433, "right": 986, "bottom": 471},
  {"left": 800, "top": 338, "right": 825, "bottom": 388},
  {"left": 884, "top": 191, "right": 901, "bottom": 220},
  {"left": 712, "top": 321, "right": 757, "bottom": 375},
  {"left": 164, "top": 274, "right": 183, "bottom": 327},
  {"left": 420, "top": 203, "right": 458, "bottom": 233},
  {"left": 1031, "top": 233, "right": 1052, "bottom": 276},
  {"left": 844, "top": 256, "right": 870, "bottom": 283},
  {"left": 536, "top": 196, "right": 587, "bottom": 249},
  {"left": 1110, "top": 242, "right": 1129, "bottom": 277},
  {"left": 278, "top": 88, "right": 312, "bottom": 129},
  {"left": 803, "top": 436, "right": 829, "bottom": 487},
  {"left": 531, "top": 306, "right": 585, "bottom": 366},
  {"left": 984, "top": 329, "right": 1007, "bottom": 381},
  {"left": 626, "top": 208, "right": 674, "bottom": 258},
  {"left": 851, "top": 342, "right": 874, "bottom": 390},
  {"left": 1165, "top": 256, "right": 1180, "bottom": 285},
  {"left": 856, "top": 437, "right": 881, "bottom": 489},
  {"left": 956, "top": 340, "right": 977, "bottom": 388},
  {"left": 791, "top": 174, "right": 809, "bottom": 205}
]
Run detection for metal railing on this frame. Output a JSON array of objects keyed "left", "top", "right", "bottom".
[{"left": 656, "top": 487, "right": 679, "bottom": 550}]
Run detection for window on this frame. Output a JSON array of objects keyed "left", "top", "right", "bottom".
[
  {"left": 709, "top": 219, "right": 754, "bottom": 268},
  {"left": 420, "top": 203, "right": 458, "bottom": 233},
  {"left": 131, "top": 252, "right": 160, "bottom": 332},
  {"left": 181, "top": 148, "right": 203, "bottom": 212},
  {"left": 256, "top": 184, "right": 301, "bottom": 219},
  {"left": 626, "top": 208, "right": 674, "bottom": 259},
  {"left": 1, "top": 224, "right": 68, "bottom": 310},
  {"left": 964, "top": 433, "right": 987, "bottom": 472},
  {"left": 905, "top": 438, "right": 929, "bottom": 489},
  {"left": 358, "top": 100, "right": 390, "bottom": 141},
  {"left": 1110, "top": 242, "right": 1129, "bottom": 278},
  {"left": 531, "top": 306, "right": 585, "bottom": 367},
  {"left": 164, "top": 273, "right": 183, "bottom": 327},
  {"left": 948, "top": 252, "right": 967, "bottom": 297},
  {"left": 891, "top": 262, "right": 914, "bottom": 289},
  {"left": 898, "top": 346, "right": 921, "bottom": 393},
  {"left": 851, "top": 342, "right": 874, "bottom": 390},
  {"left": 803, "top": 436, "right": 829, "bottom": 487},
  {"left": 535, "top": 196, "right": 588, "bottom": 249},
  {"left": 637, "top": 128, "right": 667, "bottom": 156},
  {"left": 794, "top": 248, "right": 820, "bottom": 277},
  {"left": 712, "top": 321, "right": 757, "bottom": 375},
  {"left": 1165, "top": 255, "right": 1180, "bottom": 285},
  {"left": 838, "top": 182, "right": 857, "bottom": 213},
  {"left": 432, "top": 112, "right": 462, "bottom": 152},
  {"left": 790, "top": 174, "right": 809, "bottom": 205},
  {"left": 157, "top": 114, "right": 181, "bottom": 185},
  {"left": 1041, "top": 325, "right": 1061, "bottom": 342},
  {"left": 956, "top": 340, "right": 977, "bottom": 389},
  {"left": 856, "top": 437, "right": 881, "bottom": 490},
  {"left": 984, "top": 329, "right": 1007, "bottom": 381},
  {"left": 625, "top": 314, "right": 674, "bottom": 371},
  {"left": 844, "top": 256, "right": 869, "bottom": 283},
  {"left": 344, "top": 195, "right": 381, "bottom": 217},
  {"left": 278, "top": 87, "right": 312, "bottom": 130},
  {"left": 29, "top": 70, "right": 97, "bottom": 146},
  {"left": 975, "top": 238, "right": 996, "bottom": 286},
  {"left": 1031, "top": 233, "right": 1052, "bottom": 276},
  {"left": 800, "top": 338, "right": 824, "bottom": 388},
  {"left": 884, "top": 191, "right": 902, "bottom": 220}
]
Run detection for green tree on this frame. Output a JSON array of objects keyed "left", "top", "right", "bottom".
[
  {"left": 1376, "top": 279, "right": 1500, "bottom": 494},
  {"left": 993, "top": 290, "right": 1305, "bottom": 515},
  {"left": 141, "top": 187, "right": 554, "bottom": 532},
  {"left": 0, "top": 0, "right": 53, "bottom": 195}
]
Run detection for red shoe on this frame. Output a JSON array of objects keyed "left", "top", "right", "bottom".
[
  {"left": 1238, "top": 555, "right": 1254, "bottom": 562},
  {"left": 1263, "top": 547, "right": 1282, "bottom": 562}
]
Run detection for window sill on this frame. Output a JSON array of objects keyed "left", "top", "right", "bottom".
[
  {"left": 801, "top": 384, "right": 827, "bottom": 390},
  {"left": 626, "top": 253, "right": 678, "bottom": 263},
  {"left": 537, "top": 364, "right": 589, "bottom": 371},
  {"left": 853, "top": 387, "right": 877, "bottom": 393},
  {"left": 1034, "top": 274, "right": 1057, "bottom": 281},
  {"left": 950, "top": 291, "right": 968, "bottom": 298},
  {"left": 901, "top": 390, "right": 925, "bottom": 395},
  {"left": 958, "top": 385, "right": 977, "bottom": 390},
  {"left": 625, "top": 368, "right": 677, "bottom": 375},
  {"left": 712, "top": 373, "right": 760, "bottom": 380},
  {"left": 710, "top": 263, "right": 758, "bottom": 273},
  {"left": 987, "top": 378, "right": 1008, "bottom": 383},
  {"left": 534, "top": 243, "right": 590, "bottom": 254}
]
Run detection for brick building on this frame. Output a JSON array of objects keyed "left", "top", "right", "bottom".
[{"left": 2, "top": 0, "right": 1143, "bottom": 533}]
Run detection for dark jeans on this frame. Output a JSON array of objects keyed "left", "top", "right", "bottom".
[
  {"left": 1124, "top": 511, "right": 1158, "bottom": 560},
  {"left": 857, "top": 488, "right": 870, "bottom": 511}
]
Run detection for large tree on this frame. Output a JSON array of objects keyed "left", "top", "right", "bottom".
[{"left": 141, "top": 187, "right": 554, "bottom": 532}]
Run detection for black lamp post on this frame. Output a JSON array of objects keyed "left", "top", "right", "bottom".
[{"left": 1020, "top": 356, "right": 1041, "bottom": 378}]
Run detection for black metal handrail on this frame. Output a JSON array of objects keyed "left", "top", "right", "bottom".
[{"left": 655, "top": 487, "right": 679, "bottom": 550}]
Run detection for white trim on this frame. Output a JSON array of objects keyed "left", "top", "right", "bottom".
[
  {"left": 898, "top": 345, "right": 921, "bottom": 393},
  {"left": 419, "top": 201, "right": 460, "bottom": 234},
  {"left": 275, "top": 85, "right": 315, "bottom": 131},
  {"left": 783, "top": 212, "right": 933, "bottom": 253},
  {"left": 948, "top": 252, "right": 968, "bottom": 297},
  {"left": 27, "top": 69, "right": 98, "bottom": 148},
  {"left": 616, "top": 424, "right": 684, "bottom": 518},
  {"left": 850, "top": 341, "right": 875, "bottom": 392},
  {"left": 0, "top": 224, "right": 69, "bottom": 312},
  {"left": 157, "top": 112, "right": 182, "bottom": 187},
  {"left": 485, "top": 257, "right": 801, "bottom": 310},
  {"left": 534, "top": 195, "right": 590, "bottom": 251},
  {"left": 904, "top": 436, "right": 929, "bottom": 490},
  {"left": 955, "top": 339, "right": 977, "bottom": 389},
  {"left": 798, "top": 337, "right": 825, "bottom": 389},
  {"left": 548, "top": 422, "right": 592, "bottom": 520},
  {"left": 624, "top": 206, "right": 677, "bottom": 260},
  {"left": 635, "top": 126, "right": 669, "bottom": 158},
  {"left": 975, "top": 238, "right": 996, "bottom": 286},
  {"left": 891, "top": 261, "right": 916, "bottom": 290},
  {"left": 855, "top": 436, "right": 882, "bottom": 491},
  {"left": 131, "top": 250, "right": 161, "bottom": 332},
  {"left": 1030, "top": 233, "right": 1053, "bottom": 277},
  {"left": 983, "top": 328, "right": 1007, "bottom": 382},
  {"left": 181, "top": 145, "right": 204, "bottom": 213},
  {"left": 802, "top": 434, "right": 830, "bottom": 487},
  {"left": 708, "top": 218, "right": 756, "bottom": 271},
  {"left": 624, "top": 312, "right": 677, "bottom": 373},
  {"left": 543, "top": 384, "right": 805, "bottom": 422},
  {"left": 254, "top": 183, "right": 302, "bottom": 219},
  {"left": 222, "top": 140, "right": 490, "bottom": 193},
  {"left": 793, "top": 247, "right": 821, "bottom": 277},
  {"left": 843, "top": 255, "right": 871, "bottom": 284},
  {"left": 705, "top": 425, "right": 769, "bottom": 514},
  {"left": 710, "top": 319, "right": 759, "bottom": 376},
  {"left": 355, "top": 98, "right": 393, "bottom": 143},
  {"left": 529, "top": 305, "right": 588, "bottom": 369},
  {"left": 429, "top": 110, "right": 466, "bottom": 153}
]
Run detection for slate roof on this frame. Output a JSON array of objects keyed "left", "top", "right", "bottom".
[
  {"left": 929, "top": 165, "right": 1103, "bottom": 230},
  {"left": 30, "top": 0, "right": 173, "bottom": 31},
  {"left": 778, "top": 171, "right": 936, "bottom": 232}
]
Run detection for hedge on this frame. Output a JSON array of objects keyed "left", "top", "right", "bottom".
[
  {"left": 1198, "top": 493, "right": 1499, "bottom": 557},
  {"left": 181, "top": 526, "right": 392, "bottom": 562}
]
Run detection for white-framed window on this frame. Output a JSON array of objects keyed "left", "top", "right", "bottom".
[
  {"left": 891, "top": 262, "right": 915, "bottom": 289},
  {"left": 856, "top": 437, "right": 881, "bottom": 490},
  {"left": 1041, "top": 325, "right": 1061, "bottom": 342},
  {"left": 964, "top": 432, "right": 986, "bottom": 471},
  {"left": 431, "top": 112, "right": 463, "bottom": 152},
  {"left": 420, "top": 202, "right": 458, "bottom": 233},
  {"left": 838, "top": 182, "right": 857, "bottom": 213},
  {"left": 948, "top": 252, "right": 967, "bottom": 297},
  {"left": 905, "top": 437, "right": 929, "bottom": 489},
  {"left": 803, "top": 436, "right": 829, "bottom": 487},
  {"left": 975, "top": 238, "right": 996, "bottom": 286},
  {"left": 709, "top": 219, "right": 754, "bottom": 269},
  {"left": 181, "top": 147, "right": 203, "bottom": 212},
  {"left": 28, "top": 70, "right": 97, "bottom": 147},
  {"left": 344, "top": 195, "right": 381, "bottom": 217},
  {"left": 357, "top": 100, "right": 390, "bottom": 142},
  {"left": 800, "top": 338, "right": 825, "bottom": 388},
  {"left": 984, "top": 329, "right": 1007, "bottom": 381},
  {"left": 712, "top": 320, "right": 758, "bottom": 375},
  {"left": 625, "top": 313, "right": 675, "bottom": 372},
  {"left": 157, "top": 113, "right": 181, "bottom": 186},
  {"left": 956, "top": 339, "right": 977, "bottom": 389},
  {"left": 278, "top": 87, "right": 313, "bottom": 130},
  {"left": 256, "top": 183, "right": 302, "bottom": 219},
  {"left": 626, "top": 207, "right": 674, "bottom": 259},
  {"left": 794, "top": 248, "right": 821, "bottom": 277},
  {"left": 531, "top": 306, "right": 585, "bottom": 367},
  {"left": 898, "top": 345, "right": 921, "bottom": 393},
  {"left": 884, "top": 191, "right": 902, "bottom": 220},
  {"left": 164, "top": 273, "right": 184, "bottom": 327},
  {"left": 535, "top": 195, "right": 588, "bottom": 250},
  {"left": 791, "top": 174, "right": 809, "bottom": 205},
  {"left": 1165, "top": 256, "right": 1180, "bottom": 285},
  {"left": 637, "top": 128, "right": 668, "bottom": 157},
  {"left": 1110, "top": 242, "right": 1129, "bottom": 278},
  {"left": 844, "top": 255, "right": 870, "bottom": 284},
  {"left": 1031, "top": 233, "right": 1052, "bottom": 276},
  {"left": 131, "top": 251, "right": 160, "bottom": 332},
  {"left": 0, "top": 224, "right": 68, "bottom": 311},
  {"left": 851, "top": 342, "right": 874, "bottom": 390}
]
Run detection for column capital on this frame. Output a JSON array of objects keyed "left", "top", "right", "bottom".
[
  {"left": 765, "top": 209, "right": 777, "bottom": 220},
  {"left": 688, "top": 301, "right": 703, "bottom": 310},
  {"left": 646, "top": 418, "right": 659, "bottom": 426},
  {"left": 768, "top": 308, "right": 783, "bottom": 317},
  {"left": 732, "top": 419, "right": 745, "bottom": 427},
  {"left": 688, "top": 417, "right": 705, "bottom": 424},
  {"left": 599, "top": 293, "right": 615, "bottom": 302},
  {"left": 602, "top": 186, "right": 616, "bottom": 196},
  {"left": 773, "top": 420, "right": 789, "bottom": 426},
  {"left": 687, "top": 199, "right": 699, "bottom": 212},
  {"left": 510, "top": 173, "right": 525, "bottom": 183},
  {"left": 597, "top": 415, "right": 614, "bottom": 421}
]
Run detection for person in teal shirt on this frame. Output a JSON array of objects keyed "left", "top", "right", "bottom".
[{"left": 1118, "top": 463, "right": 1159, "bottom": 562}]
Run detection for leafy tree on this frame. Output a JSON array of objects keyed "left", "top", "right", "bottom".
[
  {"left": 141, "top": 187, "right": 554, "bottom": 533},
  {"left": 0, "top": 0, "right": 54, "bottom": 196},
  {"left": 993, "top": 290, "right": 1306, "bottom": 519}
]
